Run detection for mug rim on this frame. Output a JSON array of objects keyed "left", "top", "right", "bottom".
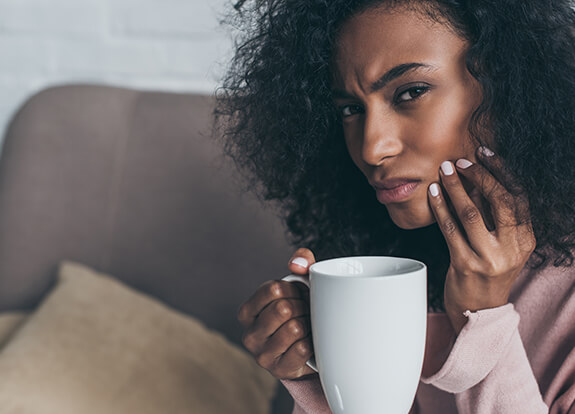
[{"left": 309, "top": 256, "right": 426, "bottom": 279}]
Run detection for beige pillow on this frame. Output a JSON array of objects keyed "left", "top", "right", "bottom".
[
  {"left": 0, "top": 262, "right": 277, "bottom": 414},
  {"left": 0, "top": 312, "right": 27, "bottom": 349}
]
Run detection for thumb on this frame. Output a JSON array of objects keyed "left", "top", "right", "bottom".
[{"left": 288, "top": 248, "right": 316, "bottom": 275}]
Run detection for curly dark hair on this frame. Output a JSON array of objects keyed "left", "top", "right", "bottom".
[{"left": 215, "top": 0, "right": 575, "bottom": 310}]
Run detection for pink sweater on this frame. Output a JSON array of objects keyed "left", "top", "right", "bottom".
[{"left": 281, "top": 260, "right": 575, "bottom": 413}]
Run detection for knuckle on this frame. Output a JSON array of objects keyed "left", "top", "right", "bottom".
[
  {"left": 286, "top": 319, "right": 304, "bottom": 338},
  {"left": 441, "top": 218, "right": 459, "bottom": 237},
  {"left": 461, "top": 205, "right": 481, "bottom": 224},
  {"left": 525, "top": 236, "right": 536, "bottom": 253},
  {"left": 430, "top": 194, "right": 442, "bottom": 208},
  {"left": 294, "top": 340, "right": 312, "bottom": 359},
  {"left": 242, "top": 332, "right": 258, "bottom": 352},
  {"left": 273, "top": 299, "right": 293, "bottom": 319},
  {"left": 458, "top": 260, "right": 480, "bottom": 277},
  {"left": 294, "top": 247, "right": 310, "bottom": 255},
  {"left": 517, "top": 230, "right": 536, "bottom": 252},
  {"left": 255, "top": 353, "right": 272, "bottom": 369},
  {"left": 237, "top": 302, "right": 253, "bottom": 325},
  {"left": 517, "top": 237, "right": 536, "bottom": 260},
  {"left": 498, "top": 191, "right": 514, "bottom": 209},
  {"left": 483, "top": 258, "right": 503, "bottom": 276},
  {"left": 266, "top": 281, "right": 288, "bottom": 300}
]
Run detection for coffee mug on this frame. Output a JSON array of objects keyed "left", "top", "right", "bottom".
[{"left": 283, "top": 256, "right": 427, "bottom": 414}]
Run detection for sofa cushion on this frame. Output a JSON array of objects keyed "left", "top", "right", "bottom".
[
  {"left": 0, "top": 85, "right": 291, "bottom": 347},
  {"left": 0, "top": 312, "right": 26, "bottom": 348},
  {"left": 0, "top": 261, "right": 277, "bottom": 414}
]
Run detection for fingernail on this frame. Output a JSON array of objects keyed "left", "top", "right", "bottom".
[
  {"left": 291, "top": 257, "right": 308, "bottom": 268},
  {"left": 479, "top": 146, "right": 495, "bottom": 157},
  {"left": 456, "top": 158, "right": 473, "bottom": 169},
  {"left": 440, "top": 161, "right": 455, "bottom": 176},
  {"left": 429, "top": 183, "right": 440, "bottom": 197}
]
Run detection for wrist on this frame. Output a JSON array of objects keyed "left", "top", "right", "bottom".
[
  {"left": 445, "top": 299, "right": 512, "bottom": 335},
  {"left": 445, "top": 305, "right": 468, "bottom": 334}
]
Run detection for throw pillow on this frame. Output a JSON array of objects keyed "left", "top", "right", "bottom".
[{"left": 0, "top": 261, "right": 277, "bottom": 414}]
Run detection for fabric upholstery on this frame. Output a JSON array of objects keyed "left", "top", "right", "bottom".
[
  {"left": 0, "top": 84, "right": 291, "bottom": 345},
  {"left": 0, "top": 312, "right": 26, "bottom": 349},
  {"left": 0, "top": 261, "right": 277, "bottom": 414},
  {"left": 0, "top": 84, "right": 295, "bottom": 413}
]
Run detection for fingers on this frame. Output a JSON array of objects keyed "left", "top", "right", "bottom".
[
  {"left": 437, "top": 160, "right": 491, "bottom": 250},
  {"left": 252, "top": 317, "right": 313, "bottom": 376},
  {"left": 262, "top": 316, "right": 311, "bottom": 353},
  {"left": 244, "top": 298, "right": 309, "bottom": 351},
  {"left": 240, "top": 284, "right": 314, "bottom": 379},
  {"left": 456, "top": 148, "right": 531, "bottom": 232},
  {"left": 288, "top": 248, "right": 316, "bottom": 275},
  {"left": 256, "top": 334, "right": 315, "bottom": 379},
  {"left": 238, "top": 279, "right": 305, "bottom": 328},
  {"left": 429, "top": 147, "right": 533, "bottom": 258},
  {"left": 467, "top": 185, "right": 495, "bottom": 232},
  {"left": 271, "top": 337, "right": 316, "bottom": 379},
  {"left": 238, "top": 248, "right": 317, "bottom": 380},
  {"left": 428, "top": 180, "right": 476, "bottom": 260},
  {"left": 432, "top": 149, "right": 536, "bottom": 330}
]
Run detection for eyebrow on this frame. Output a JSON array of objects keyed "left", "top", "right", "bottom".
[{"left": 332, "top": 62, "right": 434, "bottom": 99}]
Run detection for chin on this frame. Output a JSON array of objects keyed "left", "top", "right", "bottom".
[{"left": 387, "top": 207, "right": 436, "bottom": 230}]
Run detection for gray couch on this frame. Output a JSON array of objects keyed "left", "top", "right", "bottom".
[{"left": 0, "top": 84, "right": 294, "bottom": 413}]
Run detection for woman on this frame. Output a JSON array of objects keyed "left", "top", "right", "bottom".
[{"left": 216, "top": 0, "right": 575, "bottom": 412}]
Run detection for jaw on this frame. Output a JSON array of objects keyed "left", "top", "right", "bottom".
[{"left": 386, "top": 199, "right": 436, "bottom": 229}]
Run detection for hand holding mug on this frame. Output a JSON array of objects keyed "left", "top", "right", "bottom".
[{"left": 237, "top": 248, "right": 316, "bottom": 379}]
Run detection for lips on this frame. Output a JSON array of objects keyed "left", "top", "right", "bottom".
[{"left": 372, "top": 179, "right": 421, "bottom": 204}]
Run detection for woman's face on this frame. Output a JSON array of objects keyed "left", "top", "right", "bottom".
[{"left": 333, "top": 6, "right": 482, "bottom": 229}]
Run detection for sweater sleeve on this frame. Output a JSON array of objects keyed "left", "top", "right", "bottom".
[
  {"left": 281, "top": 302, "right": 574, "bottom": 414},
  {"left": 421, "top": 303, "right": 549, "bottom": 414},
  {"left": 281, "top": 375, "right": 332, "bottom": 414}
]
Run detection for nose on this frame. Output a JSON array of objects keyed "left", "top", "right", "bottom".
[{"left": 361, "top": 109, "right": 403, "bottom": 166}]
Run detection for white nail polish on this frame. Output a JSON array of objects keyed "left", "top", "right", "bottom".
[
  {"left": 291, "top": 257, "right": 309, "bottom": 268},
  {"left": 429, "top": 183, "right": 440, "bottom": 197},
  {"left": 456, "top": 159, "right": 473, "bottom": 169},
  {"left": 441, "top": 161, "right": 455, "bottom": 176},
  {"left": 479, "top": 146, "right": 495, "bottom": 157}
]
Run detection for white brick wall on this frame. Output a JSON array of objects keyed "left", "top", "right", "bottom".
[{"left": 0, "top": 0, "right": 233, "bottom": 138}]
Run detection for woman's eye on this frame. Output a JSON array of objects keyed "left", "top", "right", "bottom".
[
  {"left": 340, "top": 104, "right": 364, "bottom": 118},
  {"left": 395, "top": 86, "right": 430, "bottom": 104}
]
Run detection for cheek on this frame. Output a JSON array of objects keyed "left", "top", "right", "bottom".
[
  {"left": 343, "top": 125, "right": 366, "bottom": 168},
  {"left": 415, "top": 97, "right": 476, "bottom": 161}
]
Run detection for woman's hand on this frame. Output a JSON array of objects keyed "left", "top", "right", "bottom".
[
  {"left": 428, "top": 147, "right": 536, "bottom": 333},
  {"left": 237, "top": 248, "right": 317, "bottom": 379}
]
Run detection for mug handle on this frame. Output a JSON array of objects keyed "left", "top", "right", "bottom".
[{"left": 281, "top": 275, "right": 318, "bottom": 372}]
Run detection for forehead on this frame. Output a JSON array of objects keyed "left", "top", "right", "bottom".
[{"left": 332, "top": 6, "right": 468, "bottom": 88}]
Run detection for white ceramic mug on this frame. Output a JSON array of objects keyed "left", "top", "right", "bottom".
[{"left": 282, "top": 256, "right": 427, "bottom": 414}]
